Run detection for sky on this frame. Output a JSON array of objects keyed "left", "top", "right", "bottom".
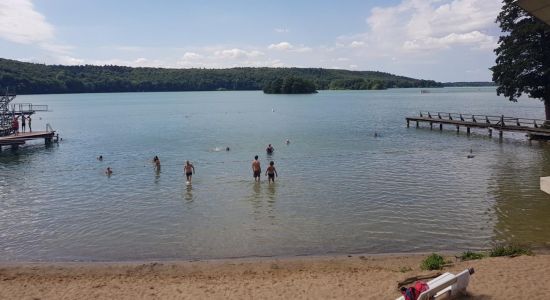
[{"left": 0, "top": 0, "right": 504, "bottom": 82}]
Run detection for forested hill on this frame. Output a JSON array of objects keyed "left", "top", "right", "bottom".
[{"left": 0, "top": 58, "right": 443, "bottom": 94}]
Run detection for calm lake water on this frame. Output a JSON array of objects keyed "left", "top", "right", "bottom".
[{"left": 1, "top": 88, "right": 550, "bottom": 262}]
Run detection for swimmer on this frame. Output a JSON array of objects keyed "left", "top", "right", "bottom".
[
  {"left": 97, "top": 155, "right": 103, "bottom": 161},
  {"left": 226, "top": 146, "right": 230, "bottom": 151},
  {"left": 266, "top": 144, "right": 274, "bottom": 154},
  {"left": 374, "top": 132, "right": 379, "bottom": 137},
  {"left": 105, "top": 167, "right": 113, "bottom": 176},
  {"left": 265, "top": 161, "right": 278, "bottom": 183},
  {"left": 285, "top": 139, "right": 290, "bottom": 145},
  {"left": 252, "top": 155, "right": 261, "bottom": 182},
  {"left": 184, "top": 160, "right": 195, "bottom": 183},
  {"left": 153, "top": 155, "right": 161, "bottom": 170}
]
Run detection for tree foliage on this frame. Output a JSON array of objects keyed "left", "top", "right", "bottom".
[
  {"left": 490, "top": 0, "right": 550, "bottom": 119},
  {"left": 263, "top": 77, "right": 317, "bottom": 94},
  {"left": 0, "top": 58, "right": 443, "bottom": 95}
]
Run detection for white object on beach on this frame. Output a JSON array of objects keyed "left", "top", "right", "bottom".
[
  {"left": 540, "top": 176, "right": 550, "bottom": 195},
  {"left": 186, "top": 181, "right": 191, "bottom": 185},
  {"left": 396, "top": 268, "right": 474, "bottom": 300}
]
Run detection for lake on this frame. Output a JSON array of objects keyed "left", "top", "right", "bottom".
[{"left": 1, "top": 88, "right": 550, "bottom": 262}]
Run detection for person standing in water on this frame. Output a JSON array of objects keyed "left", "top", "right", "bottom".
[
  {"left": 153, "top": 156, "right": 161, "bottom": 171},
  {"left": 252, "top": 155, "right": 261, "bottom": 182},
  {"left": 105, "top": 167, "right": 113, "bottom": 176},
  {"left": 266, "top": 144, "right": 274, "bottom": 154},
  {"left": 184, "top": 160, "right": 195, "bottom": 183},
  {"left": 265, "top": 161, "right": 278, "bottom": 183}
]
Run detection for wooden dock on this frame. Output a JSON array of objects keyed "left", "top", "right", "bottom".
[
  {"left": 0, "top": 130, "right": 56, "bottom": 151},
  {"left": 406, "top": 112, "right": 550, "bottom": 139}
]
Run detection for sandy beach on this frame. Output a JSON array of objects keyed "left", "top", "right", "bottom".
[{"left": 1, "top": 253, "right": 549, "bottom": 299}]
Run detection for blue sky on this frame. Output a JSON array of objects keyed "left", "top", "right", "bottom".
[{"left": 0, "top": 0, "right": 503, "bottom": 81}]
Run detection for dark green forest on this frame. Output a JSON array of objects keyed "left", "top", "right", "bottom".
[
  {"left": 263, "top": 77, "right": 318, "bottom": 94},
  {"left": 0, "top": 58, "right": 444, "bottom": 94}
]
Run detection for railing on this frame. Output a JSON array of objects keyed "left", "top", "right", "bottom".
[
  {"left": 418, "top": 111, "right": 549, "bottom": 128},
  {"left": 10, "top": 103, "right": 49, "bottom": 112},
  {"left": 46, "top": 123, "right": 54, "bottom": 132}
]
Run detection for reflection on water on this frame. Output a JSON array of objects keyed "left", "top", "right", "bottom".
[
  {"left": 1, "top": 88, "right": 550, "bottom": 261},
  {"left": 491, "top": 143, "right": 550, "bottom": 248}
]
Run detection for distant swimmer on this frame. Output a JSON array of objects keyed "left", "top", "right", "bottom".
[
  {"left": 252, "top": 155, "right": 261, "bottom": 182},
  {"left": 153, "top": 155, "right": 161, "bottom": 170},
  {"left": 285, "top": 139, "right": 290, "bottom": 145},
  {"left": 374, "top": 132, "right": 379, "bottom": 137},
  {"left": 97, "top": 155, "right": 103, "bottom": 161},
  {"left": 105, "top": 167, "right": 113, "bottom": 176},
  {"left": 265, "top": 161, "right": 278, "bottom": 183},
  {"left": 226, "top": 146, "right": 230, "bottom": 151},
  {"left": 184, "top": 160, "right": 195, "bottom": 184},
  {"left": 467, "top": 149, "right": 475, "bottom": 159},
  {"left": 266, "top": 144, "right": 274, "bottom": 154}
]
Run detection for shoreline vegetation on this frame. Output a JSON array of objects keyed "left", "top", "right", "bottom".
[
  {"left": 1, "top": 252, "right": 548, "bottom": 299},
  {"left": 0, "top": 58, "right": 493, "bottom": 95}
]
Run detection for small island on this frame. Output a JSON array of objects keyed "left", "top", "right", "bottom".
[{"left": 263, "top": 77, "right": 317, "bottom": 94}]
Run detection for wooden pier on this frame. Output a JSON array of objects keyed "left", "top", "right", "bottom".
[
  {"left": 406, "top": 112, "right": 550, "bottom": 140},
  {"left": 0, "top": 130, "right": 57, "bottom": 151},
  {"left": 0, "top": 89, "right": 56, "bottom": 151}
]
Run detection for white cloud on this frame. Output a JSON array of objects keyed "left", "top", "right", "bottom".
[
  {"left": 349, "top": 41, "right": 365, "bottom": 48},
  {"left": 0, "top": 0, "right": 54, "bottom": 44},
  {"left": 268, "top": 41, "right": 312, "bottom": 53},
  {"left": 214, "top": 48, "right": 264, "bottom": 59},
  {"left": 182, "top": 52, "right": 202, "bottom": 60},
  {"left": 360, "top": 0, "right": 501, "bottom": 53},
  {"left": 268, "top": 41, "right": 293, "bottom": 51}
]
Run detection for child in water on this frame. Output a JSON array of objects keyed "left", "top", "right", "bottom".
[{"left": 265, "top": 161, "right": 278, "bottom": 183}]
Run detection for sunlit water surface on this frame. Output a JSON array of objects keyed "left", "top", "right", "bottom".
[{"left": 1, "top": 88, "right": 550, "bottom": 261}]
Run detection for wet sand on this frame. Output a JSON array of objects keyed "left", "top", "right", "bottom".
[{"left": 1, "top": 253, "right": 549, "bottom": 299}]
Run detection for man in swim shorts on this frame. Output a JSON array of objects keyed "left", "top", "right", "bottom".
[
  {"left": 184, "top": 160, "right": 195, "bottom": 183},
  {"left": 265, "top": 161, "right": 278, "bottom": 183},
  {"left": 252, "top": 155, "right": 261, "bottom": 182}
]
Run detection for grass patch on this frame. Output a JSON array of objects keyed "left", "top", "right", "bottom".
[
  {"left": 399, "top": 266, "right": 413, "bottom": 273},
  {"left": 490, "top": 244, "right": 532, "bottom": 257},
  {"left": 421, "top": 253, "right": 446, "bottom": 270},
  {"left": 460, "top": 250, "right": 485, "bottom": 261}
]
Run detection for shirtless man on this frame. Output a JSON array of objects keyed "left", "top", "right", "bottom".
[
  {"left": 265, "top": 161, "right": 278, "bottom": 183},
  {"left": 252, "top": 155, "right": 261, "bottom": 182},
  {"left": 184, "top": 160, "right": 195, "bottom": 183}
]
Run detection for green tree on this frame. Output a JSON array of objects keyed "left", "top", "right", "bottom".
[{"left": 491, "top": 0, "right": 550, "bottom": 120}]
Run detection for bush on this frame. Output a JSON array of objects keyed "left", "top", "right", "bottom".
[
  {"left": 490, "top": 244, "right": 532, "bottom": 257},
  {"left": 460, "top": 251, "right": 485, "bottom": 261},
  {"left": 421, "top": 253, "right": 446, "bottom": 270}
]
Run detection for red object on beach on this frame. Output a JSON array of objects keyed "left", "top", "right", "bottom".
[{"left": 400, "top": 281, "right": 429, "bottom": 300}]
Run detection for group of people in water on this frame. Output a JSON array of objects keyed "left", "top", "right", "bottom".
[
  {"left": 11, "top": 114, "right": 32, "bottom": 135},
  {"left": 100, "top": 142, "right": 285, "bottom": 184}
]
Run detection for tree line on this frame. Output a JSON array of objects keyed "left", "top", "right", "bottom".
[{"left": 0, "top": 58, "right": 443, "bottom": 95}]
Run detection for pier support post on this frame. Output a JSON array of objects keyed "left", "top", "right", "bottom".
[
  {"left": 499, "top": 130, "right": 503, "bottom": 139},
  {"left": 488, "top": 128, "right": 493, "bottom": 137},
  {"left": 45, "top": 137, "right": 52, "bottom": 145},
  {"left": 416, "top": 121, "right": 419, "bottom": 128},
  {"left": 456, "top": 125, "right": 460, "bottom": 133},
  {"left": 11, "top": 144, "right": 18, "bottom": 150},
  {"left": 439, "top": 124, "right": 443, "bottom": 131},
  {"left": 406, "top": 120, "right": 409, "bottom": 128},
  {"left": 430, "top": 122, "right": 433, "bottom": 130},
  {"left": 467, "top": 127, "right": 471, "bottom": 135},
  {"left": 0, "top": 145, "right": 2, "bottom": 152}
]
